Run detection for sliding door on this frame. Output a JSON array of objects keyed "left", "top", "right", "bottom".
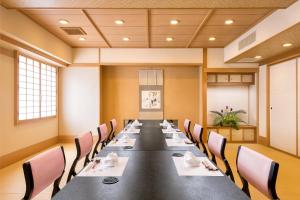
[{"left": 270, "top": 59, "right": 297, "bottom": 155}]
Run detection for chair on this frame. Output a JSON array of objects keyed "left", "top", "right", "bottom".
[
  {"left": 92, "top": 123, "right": 109, "bottom": 158},
  {"left": 183, "top": 119, "right": 194, "bottom": 142},
  {"left": 67, "top": 131, "right": 93, "bottom": 182},
  {"left": 22, "top": 146, "right": 66, "bottom": 200},
  {"left": 236, "top": 146, "right": 280, "bottom": 199},
  {"left": 192, "top": 124, "right": 208, "bottom": 156},
  {"left": 207, "top": 131, "right": 235, "bottom": 182},
  {"left": 108, "top": 118, "right": 117, "bottom": 142}
]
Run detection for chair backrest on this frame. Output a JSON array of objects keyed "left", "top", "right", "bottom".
[
  {"left": 207, "top": 131, "right": 226, "bottom": 159},
  {"left": 236, "top": 146, "right": 279, "bottom": 199},
  {"left": 98, "top": 123, "right": 109, "bottom": 142},
  {"left": 183, "top": 119, "right": 191, "bottom": 134},
  {"left": 76, "top": 131, "right": 93, "bottom": 160},
  {"left": 22, "top": 146, "right": 65, "bottom": 199},
  {"left": 192, "top": 124, "right": 203, "bottom": 142}
]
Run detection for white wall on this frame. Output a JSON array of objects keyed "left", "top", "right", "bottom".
[
  {"left": 207, "top": 48, "right": 258, "bottom": 68},
  {"left": 0, "top": 53, "right": 58, "bottom": 156},
  {"left": 100, "top": 48, "right": 203, "bottom": 65},
  {"left": 207, "top": 86, "right": 252, "bottom": 125},
  {"left": 259, "top": 65, "right": 267, "bottom": 137},
  {"left": 59, "top": 67, "right": 100, "bottom": 137}
]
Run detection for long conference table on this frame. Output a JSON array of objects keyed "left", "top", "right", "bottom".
[{"left": 53, "top": 120, "right": 249, "bottom": 200}]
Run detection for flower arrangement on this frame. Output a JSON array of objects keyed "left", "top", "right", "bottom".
[{"left": 210, "top": 106, "right": 247, "bottom": 130}]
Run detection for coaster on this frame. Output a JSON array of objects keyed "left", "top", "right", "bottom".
[
  {"left": 172, "top": 153, "right": 184, "bottom": 157},
  {"left": 102, "top": 177, "right": 119, "bottom": 184},
  {"left": 124, "top": 146, "right": 133, "bottom": 150}
]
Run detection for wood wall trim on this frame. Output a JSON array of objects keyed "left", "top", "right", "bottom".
[
  {"left": 0, "top": 33, "right": 69, "bottom": 66},
  {"left": 146, "top": 9, "right": 151, "bottom": 48},
  {"left": 82, "top": 9, "right": 111, "bottom": 48},
  {"left": 0, "top": 46, "right": 14, "bottom": 57},
  {"left": 68, "top": 63, "right": 101, "bottom": 67},
  {"left": 205, "top": 68, "right": 258, "bottom": 73},
  {"left": 100, "top": 63, "right": 201, "bottom": 66},
  {"left": 202, "top": 48, "right": 208, "bottom": 141},
  {"left": 186, "top": 9, "right": 214, "bottom": 48},
  {"left": 266, "top": 65, "right": 271, "bottom": 146},
  {"left": 0, "top": 136, "right": 58, "bottom": 169}
]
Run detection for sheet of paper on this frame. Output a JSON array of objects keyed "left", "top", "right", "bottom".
[
  {"left": 165, "top": 139, "right": 194, "bottom": 146},
  {"left": 78, "top": 157, "right": 129, "bottom": 177},
  {"left": 162, "top": 129, "right": 182, "bottom": 134},
  {"left": 172, "top": 157, "right": 223, "bottom": 176},
  {"left": 107, "top": 139, "right": 136, "bottom": 147}
]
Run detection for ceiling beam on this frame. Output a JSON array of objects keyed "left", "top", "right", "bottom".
[
  {"left": 186, "top": 9, "right": 214, "bottom": 48},
  {"left": 81, "top": 9, "right": 111, "bottom": 48},
  {"left": 146, "top": 9, "right": 151, "bottom": 48}
]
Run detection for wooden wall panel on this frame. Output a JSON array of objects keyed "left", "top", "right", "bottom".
[{"left": 101, "top": 65, "right": 199, "bottom": 132}]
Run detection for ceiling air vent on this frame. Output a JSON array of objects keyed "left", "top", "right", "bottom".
[
  {"left": 60, "top": 27, "right": 87, "bottom": 35},
  {"left": 238, "top": 31, "right": 256, "bottom": 50}
]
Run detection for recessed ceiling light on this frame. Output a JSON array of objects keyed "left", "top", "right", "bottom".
[
  {"left": 254, "top": 55, "right": 262, "bottom": 59},
  {"left": 123, "top": 37, "right": 130, "bottom": 41},
  {"left": 115, "top": 20, "right": 125, "bottom": 25},
  {"left": 282, "top": 43, "right": 292, "bottom": 47},
  {"left": 170, "top": 19, "right": 179, "bottom": 25},
  {"left": 59, "top": 19, "right": 69, "bottom": 24},
  {"left": 166, "top": 37, "right": 173, "bottom": 42},
  {"left": 209, "top": 37, "right": 216, "bottom": 41},
  {"left": 79, "top": 37, "right": 86, "bottom": 41},
  {"left": 225, "top": 19, "right": 234, "bottom": 25}
]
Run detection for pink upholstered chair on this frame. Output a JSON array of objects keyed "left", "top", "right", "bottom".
[
  {"left": 67, "top": 131, "right": 93, "bottom": 182},
  {"left": 192, "top": 124, "right": 208, "bottom": 156},
  {"left": 92, "top": 123, "right": 109, "bottom": 158},
  {"left": 236, "top": 146, "right": 280, "bottom": 199},
  {"left": 108, "top": 118, "right": 117, "bottom": 142},
  {"left": 207, "top": 131, "right": 235, "bottom": 182},
  {"left": 183, "top": 119, "right": 193, "bottom": 142},
  {"left": 22, "top": 146, "right": 66, "bottom": 200}
]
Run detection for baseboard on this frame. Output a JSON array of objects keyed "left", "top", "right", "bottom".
[{"left": 0, "top": 136, "right": 58, "bottom": 169}]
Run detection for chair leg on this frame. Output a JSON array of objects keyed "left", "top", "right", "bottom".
[
  {"left": 224, "top": 159, "right": 235, "bottom": 182},
  {"left": 239, "top": 172, "right": 251, "bottom": 198},
  {"left": 200, "top": 140, "right": 208, "bottom": 157},
  {"left": 52, "top": 172, "right": 64, "bottom": 197},
  {"left": 211, "top": 155, "right": 217, "bottom": 165},
  {"left": 92, "top": 140, "right": 101, "bottom": 158},
  {"left": 67, "top": 159, "right": 78, "bottom": 183},
  {"left": 84, "top": 155, "right": 90, "bottom": 166}
]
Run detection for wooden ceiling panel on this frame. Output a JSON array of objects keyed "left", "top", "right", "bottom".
[
  {"left": 151, "top": 26, "right": 197, "bottom": 35},
  {"left": 151, "top": 14, "right": 207, "bottom": 26},
  {"left": 151, "top": 41, "right": 187, "bottom": 48},
  {"left": 100, "top": 27, "right": 147, "bottom": 35},
  {"left": 214, "top": 8, "right": 271, "bottom": 15},
  {"left": 109, "top": 42, "right": 147, "bottom": 48},
  {"left": 2, "top": 0, "right": 296, "bottom": 9},
  {"left": 90, "top": 15, "right": 146, "bottom": 27},
  {"left": 105, "top": 35, "right": 146, "bottom": 42},
  {"left": 151, "top": 35, "right": 193, "bottom": 42},
  {"left": 206, "top": 14, "right": 266, "bottom": 26}
]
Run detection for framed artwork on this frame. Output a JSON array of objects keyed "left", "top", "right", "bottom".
[{"left": 139, "top": 85, "right": 163, "bottom": 112}]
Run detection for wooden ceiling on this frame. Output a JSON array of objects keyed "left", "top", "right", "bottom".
[{"left": 1, "top": 0, "right": 297, "bottom": 48}]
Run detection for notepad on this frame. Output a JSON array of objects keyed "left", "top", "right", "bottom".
[
  {"left": 172, "top": 157, "right": 223, "bottom": 176},
  {"left": 78, "top": 157, "right": 129, "bottom": 177}
]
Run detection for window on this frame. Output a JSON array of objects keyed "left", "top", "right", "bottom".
[{"left": 17, "top": 53, "right": 57, "bottom": 122}]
